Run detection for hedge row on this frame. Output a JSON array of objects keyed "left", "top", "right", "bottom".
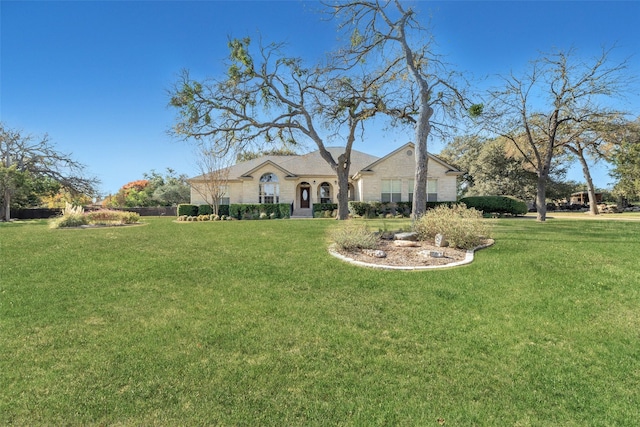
[
  {"left": 177, "top": 204, "right": 230, "bottom": 217},
  {"left": 459, "top": 196, "right": 528, "bottom": 216},
  {"left": 312, "top": 203, "right": 338, "bottom": 214},
  {"left": 347, "top": 201, "right": 451, "bottom": 218},
  {"left": 178, "top": 198, "right": 527, "bottom": 219},
  {"left": 228, "top": 203, "right": 291, "bottom": 219}
]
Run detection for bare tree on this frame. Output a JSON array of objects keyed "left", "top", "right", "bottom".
[
  {"left": 563, "top": 118, "right": 626, "bottom": 214},
  {"left": 0, "top": 123, "right": 98, "bottom": 221},
  {"left": 484, "top": 47, "right": 631, "bottom": 221},
  {"left": 192, "top": 142, "right": 231, "bottom": 216},
  {"left": 329, "top": 0, "right": 477, "bottom": 218},
  {"left": 169, "top": 38, "right": 393, "bottom": 219}
]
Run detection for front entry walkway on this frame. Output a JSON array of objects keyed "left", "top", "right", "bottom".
[{"left": 291, "top": 208, "right": 313, "bottom": 219}]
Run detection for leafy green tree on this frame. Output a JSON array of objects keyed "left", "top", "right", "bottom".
[
  {"left": 610, "top": 119, "right": 640, "bottom": 202},
  {"left": 464, "top": 138, "right": 539, "bottom": 201},
  {"left": 438, "top": 135, "right": 487, "bottom": 197},
  {"left": 144, "top": 169, "right": 190, "bottom": 206},
  {"left": 104, "top": 169, "right": 190, "bottom": 208},
  {"left": 1, "top": 123, "right": 98, "bottom": 221},
  {"left": 545, "top": 180, "right": 586, "bottom": 204},
  {"left": 236, "top": 148, "right": 299, "bottom": 163}
]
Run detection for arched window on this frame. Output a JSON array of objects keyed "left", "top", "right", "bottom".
[
  {"left": 259, "top": 173, "right": 279, "bottom": 203},
  {"left": 319, "top": 182, "right": 331, "bottom": 203}
]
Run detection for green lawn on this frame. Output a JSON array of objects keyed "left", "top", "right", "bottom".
[{"left": 1, "top": 217, "right": 639, "bottom": 425}]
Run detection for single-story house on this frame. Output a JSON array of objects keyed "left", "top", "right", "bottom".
[
  {"left": 570, "top": 191, "right": 603, "bottom": 205},
  {"left": 188, "top": 142, "right": 463, "bottom": 217}
]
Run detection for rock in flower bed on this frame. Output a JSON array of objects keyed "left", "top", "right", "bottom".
[{"left": 329, "top": 204, "right": 494, "bottom": 268}]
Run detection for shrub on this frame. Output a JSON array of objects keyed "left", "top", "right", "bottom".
[
  {"left": 413, "top": 203, "right": 492, "bottom": 249},
  {"left": 85, "top": 210, "right": 140, "bottom": 225},
  {"left": 49, "top": 213, "right": 87, "bottom": 228},
  {"left": 198, "top": 205, "right": 213, "bottom": 216},
  {"left": 229, "top": 203, "right": 291, "bottom": 219},
  {"left": 348, "top": 201, "right": 416, "bottom": 218},
  {"left": 348, "top": 201, "right": 369, "bottom": 217},
  {"left": 396, "top": 202, "right": 412, "bottom": 217},
  {"left": 459, "top": 196, "right": 528, "bottom": 216},
  {"left": 49, "top": 203, "right": 87, "bottom": 228},
  {"left": 313, "top": 203, "right": 338, "bottom": 216},
  {"left": 178, "top": 204, "right": 198, "bottom": 217},
  {"left": 218, "top": 204, "right": 230, "bottom": 217},
  {"left": 330, "top": 223, "right": 379, "bottom": 251}
]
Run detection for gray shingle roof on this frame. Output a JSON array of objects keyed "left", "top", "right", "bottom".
[{"left": 190, "top": 147, "right": 380, "bottom": 181}]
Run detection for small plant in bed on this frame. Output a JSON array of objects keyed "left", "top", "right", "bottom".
[
  {"left": 413, "top": 203, "right": 492, "bottom": 249},
  {"left": 330, "top": 223, "right": 378, "bottom": 250}
]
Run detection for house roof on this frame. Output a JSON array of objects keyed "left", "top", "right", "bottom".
[
  {"left": 188, "top": 143, "right": 462, "bottom": 181},
  {"left": 189, "top": 147, "right": 379, "bottom": 181}
]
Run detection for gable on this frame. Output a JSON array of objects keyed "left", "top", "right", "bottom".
[
  {"left": 355, "top": 142, "right": 463, "bottom": 178},
  {"left": 239, "top": 159, "right": 296, "bottom": 180}
]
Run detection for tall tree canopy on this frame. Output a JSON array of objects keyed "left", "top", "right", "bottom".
[
  {"left": 610, "top": 118, "right": 640, "bottom": 202},
  {"left": 169, "top": 38, "right": 395, "bottom": 219},
  {"left": 439, "top": 135, "right": 568, "bottom": 202},
  {"left": 330, "top": 0, "right": 478, "bottom": 218},
  {"left": 484, "top": 47, "right": 631, "bottom": 221},
  {"left": 562, "top": 117, "right": 626, "bottom": 214},
  {"left": 0, "top": 123, "right": 98, "bottom": 221},
  {"left": 102, "top": 169, "right": 190, "bottom": 208}
]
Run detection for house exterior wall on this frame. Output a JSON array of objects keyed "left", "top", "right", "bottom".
[
  {"left": 190, "top": 181, "right": 240, "bottom": 205},
  {"left": 188, "top": 144, "right": 460, "bottom": 206},
  {"left": 239, "top": 165, "right": 294, "bottom": 204},
  {"left": 428, "top": 161, "right": 458, "bottom": 202},
  {"left": 356, "top": 148, "right": 458, "bottom": 202}
]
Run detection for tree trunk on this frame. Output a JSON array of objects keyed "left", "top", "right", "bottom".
[
  {"left": 336, "top": 153, "right": 351, "bottom": 220},
  {"left": 2, "top": 189, "right": 10, "bottom": 221},
  {"left": 535, "top": 173, "right": 548, "bottom": 222},
  {"left": 576, "top": 152, "right": 599, "bottom": 215},
  {"left": 411, "top": 104, "right": 433, "bottom": 219}
]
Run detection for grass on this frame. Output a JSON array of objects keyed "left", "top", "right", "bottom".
[{"left": 1, "top": 216, "right": 640, "bottom": 425}]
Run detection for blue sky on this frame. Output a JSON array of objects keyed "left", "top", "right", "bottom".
[{"left": 2, "top": 1, "right": 639, "bottom": 195}]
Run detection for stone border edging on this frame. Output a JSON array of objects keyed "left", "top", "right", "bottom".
[{"left": 328, "top": 239, "right": 495, "bottom": 271}]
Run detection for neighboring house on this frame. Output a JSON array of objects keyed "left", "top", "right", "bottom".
[
  {"left": 569, "top": 191, "right": 603, "bottom": 206},
  {"left": 188, "top": 142, "right": 463, "bottom": 217}
]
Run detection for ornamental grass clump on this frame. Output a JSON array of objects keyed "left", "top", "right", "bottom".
[
  {"left": 49, "top": 203, "right": 87, "bottom": 228},
  {"left": 413, "top": 203, "right": 492, "bottom": 250},
  {"left": 85, "top": 209, "right": 140, "bottom": 225},
  {"left": 50, "top": 204, "right": 140, "bottom": 228},
  {"left": 330, "top": 223, "right": 378, "bottom": 251}
]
